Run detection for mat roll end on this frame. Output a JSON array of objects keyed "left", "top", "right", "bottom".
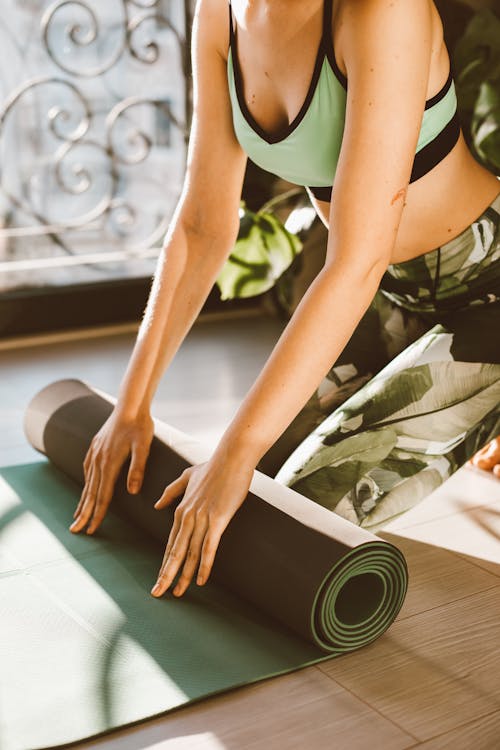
[{"left": 23, "top": 378, "right": 103, "bottom": 454}]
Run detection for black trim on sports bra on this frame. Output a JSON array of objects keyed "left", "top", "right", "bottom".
[
  {"left": 424, "top": 68, "right": 453, "bottom": 110},
  {"left": 307, "top": 107, "right": 461, "bottom": 202},
  {"left": 228, "top": 0, "right": 329, "bottom": 144},
  {"left": 409, "top": 107, "right": 461, "bottom": 181},
  {"left": 323, "top": 0, "right": 348, "bottom": 89},
  {"left": 307, "top": 185, "right": 335, "bottom": 202}
]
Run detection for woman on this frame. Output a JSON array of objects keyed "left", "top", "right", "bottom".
[{"left": 69, "top": 0, "right": 500, "bottom": 598}]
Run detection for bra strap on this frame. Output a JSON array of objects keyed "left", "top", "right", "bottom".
[
  {"left": 228, "top": 1, "right": 235, "bottom": 45},
  {"left": 322, "top": 0, "right": 333, "bottom": 52},
  {"left": 322, "top": 0, "right": 348, "bottom": 88}
]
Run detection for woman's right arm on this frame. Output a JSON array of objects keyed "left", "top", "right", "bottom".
[
  {"left": 70, "top": 0, "right": 247, "bottom": 533},
  {"left": 116, "top": 0, "right": 247, "bottom": 421}
]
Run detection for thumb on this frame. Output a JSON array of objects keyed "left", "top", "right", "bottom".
[
  {"left": 127, "top": 442, "right": 150, "bottom": 494},
  {"left": 154, "top": 468, "right": 192, "bottom": 509}
]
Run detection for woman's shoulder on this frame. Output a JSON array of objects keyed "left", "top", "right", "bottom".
[
  {"left": 332, "top": 0, "right": 445, "bottom": 97},
  {"left": 193, "top": 0, "right": 232, "bottom": 63}
]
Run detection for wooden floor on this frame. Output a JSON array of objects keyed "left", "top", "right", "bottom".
[{"left": 2, "top": 313, "right": 500, "bottom": 750}]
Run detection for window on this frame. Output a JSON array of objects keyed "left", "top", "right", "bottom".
[{"left": 0, "top": 0, "right": 194, "bottom": 335}]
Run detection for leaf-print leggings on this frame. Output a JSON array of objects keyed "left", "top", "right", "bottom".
[{"left": 256, "top": 187, "right": 500, "bottom": 533}]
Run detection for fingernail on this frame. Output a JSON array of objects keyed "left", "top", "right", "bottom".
[
  {"left": 86, "top": 527, "right": 94, "bottom": 535},
  {"left": 197, "top": 575, "right": 204, "bottom": 585},
  {"left": 130, "top": 483, "right": 139, "bottom": 493},
  {"left": 151, "top": 583, "right": 161, "bottom": 595}
]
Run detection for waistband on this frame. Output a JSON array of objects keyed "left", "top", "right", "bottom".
[{"left": 380, "top": 186, "right": 500, "bottom": 315}]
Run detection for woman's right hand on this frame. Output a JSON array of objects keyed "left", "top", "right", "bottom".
[{"left": 69, "top": 407, "right": 155, "bottom": 535}]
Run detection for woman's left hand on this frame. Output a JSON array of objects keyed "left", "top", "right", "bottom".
[{"left": 150, "top": 450, "right": 256, "bottom": 598}]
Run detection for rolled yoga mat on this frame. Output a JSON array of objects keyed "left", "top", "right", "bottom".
[{"left": 0, "top": 378, "right": 408, "bottom": 750}]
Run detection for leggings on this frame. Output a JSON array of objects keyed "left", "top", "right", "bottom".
[{"left": 256, "top": 187, "right": 500, "bottom": 533}]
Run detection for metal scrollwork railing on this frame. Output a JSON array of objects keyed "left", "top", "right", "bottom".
[{"left": 0, "top": 0, "right": 193, "bottom": 289}]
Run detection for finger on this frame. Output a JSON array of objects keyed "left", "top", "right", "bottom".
[
  {"left": 156, "top": 510, "right": 184, "bottom": 584},
  {"left": 470, "top": 439, "right": 499, "bottom": 469},
  {"left": 72, "top": 460, "right": 95, "bottom": 522},
  {"left": 473, "top": 454, "right": 497, "bottom": 470},
  {"left": 151, "top": 513, "right": 195, "bottom": 596},
  {"left": 470, "top": 440, "right": 495, "bottom": 460},
  {"left": 196, "top": 519, "right": 228, "bottom": 586},
  {"left": 127, "top": 441, "right": 150, "bottom": 494},
  {"left": 475, "top": 449, "right": 500, "bottom": 470},
  {"left": 86, "top": 462, "right": 122, "bottom": 535},
  {"left": 74, "top": 450, "right": 95, "bottom": 518},
  {"left": 83, "top": 444, "right": 94, "bottom": 476},
  {"left": 154, "top": 469, "right": 191, "bottom": 510},
  {"left": 172, "top": 514, "right": 209, "bottom": 597},
  {"left": 153, "top": 514, "right": 191, "bottom": 593},
  {"left": 466, "top": 445, "right": 488, "bottom": 467},
  {"left": 73, "top": 490, "right": 87, "bottom": 520},
  {"left": 73, "top": 446, "right": 97, "bottom": 518},
  {"left": 73, "top": 473, "right": 90, "bottom": 519},
  {"left": 70, "top": 463, "right": 99, "bottom": 533},
  {"left": 158, "top": 510, "right": 182, "bottom": 572}
]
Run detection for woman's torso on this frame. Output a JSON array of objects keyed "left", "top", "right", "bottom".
[{"left": 225, "top": 0, "right": 500, "bottom": 263}]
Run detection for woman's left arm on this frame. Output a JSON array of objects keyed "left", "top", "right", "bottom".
[{"left": 151, "top": 0, "right": 433, "bottom": 598}]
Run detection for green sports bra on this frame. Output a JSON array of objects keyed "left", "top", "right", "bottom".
[{"left": 227, "top": 0, "right": 461, "bottom": 202}]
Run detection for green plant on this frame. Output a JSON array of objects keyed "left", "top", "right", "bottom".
[
  {"left": 453, "top": 7, "right": 500, "bottom": 174},
  {"left": 215, "top": 191, "right": 305, "bottom": 301}
]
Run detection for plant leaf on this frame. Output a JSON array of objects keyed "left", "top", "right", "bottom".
[{"left": 216, "top": 206, "right": 303, "bottom": 300}]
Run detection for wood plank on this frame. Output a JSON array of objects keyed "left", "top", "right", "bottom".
[
  {"left": 378, "top": 532, "right": 500, "bottom": 620},
  {"left": 453, "top": 551, "right": 500, "bottom": 579},
  {"left": 408, "top": 710, "right": 500, "bottom": 749},
  {"left": 318, "top": 586, "right": 500, "bottom": 741},
  {"left": 74, "top": 667, "right": 415, "bottom": 750}
]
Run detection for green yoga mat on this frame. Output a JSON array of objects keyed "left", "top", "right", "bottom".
[{"left": 0, "top": 378, "right": 408, "bottom": 750}]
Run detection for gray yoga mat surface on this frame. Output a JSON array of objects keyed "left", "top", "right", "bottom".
[{"left": 0, "top": 379, "right": 408, "bottom": 750}]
